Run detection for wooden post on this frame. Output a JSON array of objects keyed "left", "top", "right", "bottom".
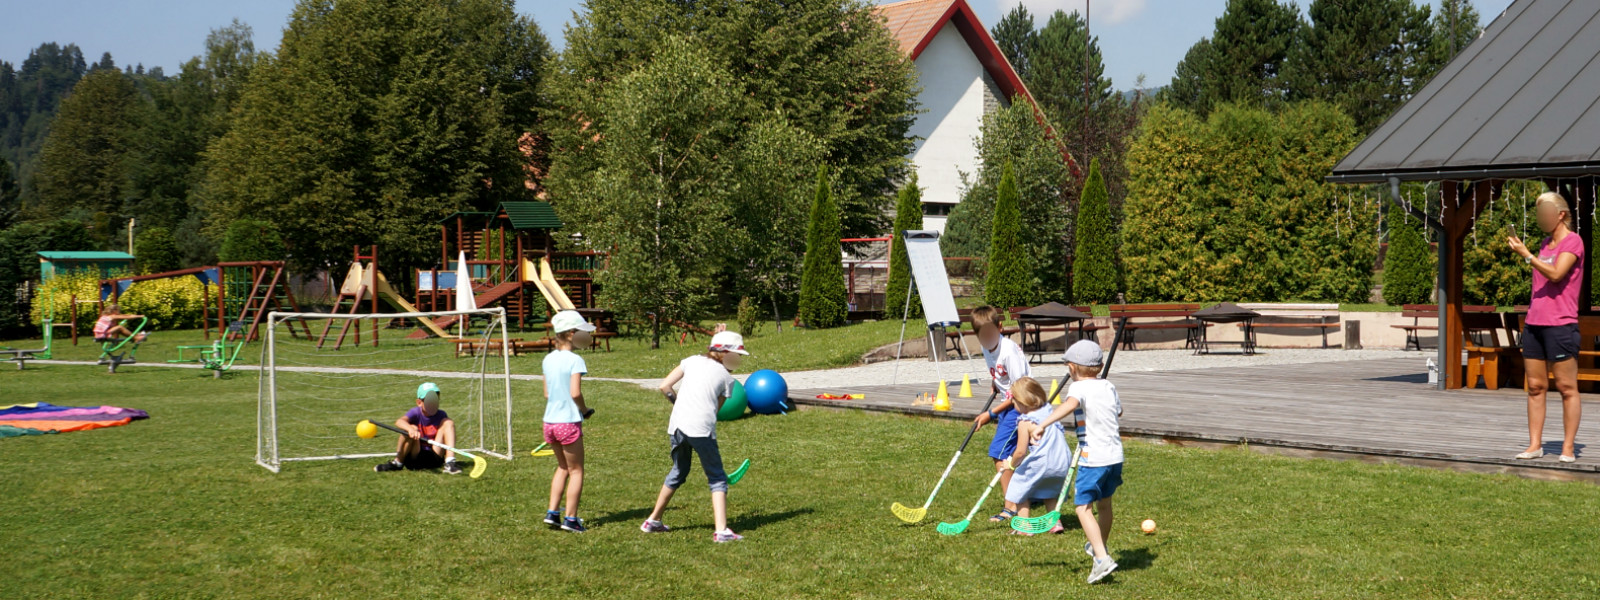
[{"left": 1438, "top": 181, "right": 1495, "bottom": 390}]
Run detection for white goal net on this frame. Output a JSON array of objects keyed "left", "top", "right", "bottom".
[{"left": 256, "top": 308, "right": 514, "bottom": 472}]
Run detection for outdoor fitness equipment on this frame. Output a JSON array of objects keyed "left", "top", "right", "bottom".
[{"left": 97, "top": 316, "right": 149, "bottom": 374}]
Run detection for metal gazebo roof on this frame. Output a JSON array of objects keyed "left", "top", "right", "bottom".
[{"left": 1327, "top": 0, "right": 1600, "bottom": 184}]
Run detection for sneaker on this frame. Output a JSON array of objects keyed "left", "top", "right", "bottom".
[
  {"left": 1084, "top": 542, "right": 1094, "bottom": 557},
  {"left": 1048, "top": 523, "right": 1066, "bottom": 535},
  {"left": 713, "top": 529, "right": 743, "bottom": 543},
  {"left": 443, "top": 459, "right": 462, "bottom": 475},
  {"left": 1088, "top": 555, "right": 1118, "bottom": 583},
  {"left": 640, "top": 519, "right": 671, "bottom": 533},
  {"left": 375, "top": 460, "right": 404, "bottom": 472},
  {"left": 561, "top": 517, "right": 587, "bottom": 533},
  {"left": 543, "top": 510, "right": 562, "bottom": 527}
]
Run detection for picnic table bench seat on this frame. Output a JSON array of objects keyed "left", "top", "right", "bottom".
[
  {"left": 1236, "top": 303, "right": 1340, "bottom": 348},
  {"left": 1108, "top": 304, "right": 1204, "bottom": 350}
]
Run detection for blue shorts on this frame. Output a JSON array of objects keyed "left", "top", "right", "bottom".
[
  {"left": 1074, "top": 463, "right": 1123, "bottom": 506},
  {"left": 987, "top": 409, "right": 1020, "bottom": 461}
]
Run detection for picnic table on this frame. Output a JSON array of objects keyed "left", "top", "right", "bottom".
[
  {"left": 1013, "top": 302, "right": 1092, "bottom": 363},
  {"left": 1190, "top": 303, "right": 1260, "bottom": 355}
]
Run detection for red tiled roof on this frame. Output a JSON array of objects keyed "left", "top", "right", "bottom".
[{"left": 873, "top": 0, "right": 1080, "bottom": 177}]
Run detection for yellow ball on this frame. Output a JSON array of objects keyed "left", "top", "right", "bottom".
[
  {"left": 356, "top": 420, "right": 378, "bottom": 439},
  {"left": 1141, "top": 519, "right": 1157, "bottom": 534}
]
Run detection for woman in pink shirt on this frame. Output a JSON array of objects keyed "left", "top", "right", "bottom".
[{"left": 1507, "top": 191, "right": 1584, "bottom": 463}]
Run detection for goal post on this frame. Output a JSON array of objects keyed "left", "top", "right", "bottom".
[{"left": 256, "top": 307, "right": 514, "bottom": 472}]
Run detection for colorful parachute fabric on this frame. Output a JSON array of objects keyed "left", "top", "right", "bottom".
[{"left": 0, "top": 403, "right": 149, "bottom": 437}]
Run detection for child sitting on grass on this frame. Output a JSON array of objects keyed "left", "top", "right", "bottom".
[
  {"left": 1033, "top": 339, "right": 1123, "bottom": 583},
  {"left": 968, "top": 305, "right": 1031, "bottom": 523},
  {"left": 542, "top": 311, "right": 597, "bottom": 533},
  {"left": 642, "top": 325, "right": 746, "bottom": 543},
  {"left": 374, "top": 382, "right": 461, "bottom": 475},
  {"left": 93, "top": 303, "right": 147, "bottom": 344},
  {"left": 1000, "top": 377, "right": 1073, "bottom": 536}
]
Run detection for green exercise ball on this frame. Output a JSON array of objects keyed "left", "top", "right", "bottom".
[{"left": 717, "top": 380, "right": 748, "bottom": 421}]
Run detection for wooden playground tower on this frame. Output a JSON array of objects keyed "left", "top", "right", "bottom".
[
  {"left": 411, "top": 201, "right": 604, "bottom": 333},
  {"left": 311, "top": 201, "right": 604, "bottom": 349},
  {"left": 101, "top": 261, "right": 311, "bottom": 343}
]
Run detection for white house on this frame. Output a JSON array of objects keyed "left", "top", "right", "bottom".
[{"left": 875, "top": 0, "right": 1077, "bottom": 231}]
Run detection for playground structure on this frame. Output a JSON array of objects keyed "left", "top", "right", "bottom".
[
  {"left": 316, "top": 246, "right": 455, "bottom": 349},
  {"left": 409, "top": 201, "right": 610, "bottom": 337},
  {"left": 100, "top": 261, "right": 312, "bottom": 343}
]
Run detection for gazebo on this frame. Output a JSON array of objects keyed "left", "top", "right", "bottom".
[{"left": 1327, "top": 0, "right": 1600, "bottom": 390}]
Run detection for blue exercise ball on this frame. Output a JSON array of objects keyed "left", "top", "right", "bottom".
[{"left": 744, "top": 369, "right": 791, "bottom": 415}]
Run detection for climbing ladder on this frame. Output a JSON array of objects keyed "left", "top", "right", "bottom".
[{"left": 227, "top": 262, "right": 311, "bottom": 342}]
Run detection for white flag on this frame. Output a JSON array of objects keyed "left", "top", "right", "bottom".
[{"left": 455, "top": 251, "right": 477, "bottom": 311}]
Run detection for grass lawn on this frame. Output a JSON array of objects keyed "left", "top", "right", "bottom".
[
  {"left": 1, "top": 318, "right": 906, "bottom": 379},
  {"left": 6, "top": 364, "right": 1600, "bottom": 598}
]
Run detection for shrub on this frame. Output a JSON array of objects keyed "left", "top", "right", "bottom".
[
  {"left": 885, "top": 174, "right": 923, "bottom": 320},
  {"left": 1121, "top": 102, "right": 1377, "bottom": 303},
  {"left": 1073, "top": 158, "right": 1120, "bottom": 304},
  {"left": 32, "top": 269, "right": 215, "bottom": 332},
  {"left": 983, "top": 162, "right": 1038, "bottom": 308},
  {"left": 218, "top": 218, "right": 287, "bottom": 262},
  {"left": 736, "top": 296, "right": 762, "bottom": 337},
  {"left": 797, "top": 166, "right": 847, "bottom": 328},
  {"left": 1383, "top": 201, "right": 1436, "bottom": 305},
  {"left": 135, "top": 226, "right": 181, "bottom": 273}
]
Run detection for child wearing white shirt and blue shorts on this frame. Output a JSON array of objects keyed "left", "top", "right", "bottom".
[
  {"left": 1035, "top": 339, "right": 1124, "bottom": 584},
  {"left": 642, "top": 326, "right": 749, "bottom": 543}
]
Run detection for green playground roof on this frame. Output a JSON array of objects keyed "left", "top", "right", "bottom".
[
  {"left": 438, "top": 201, "right": 563, "bottom": 230},
  {"left": 37, "top": 251, "right": 135, "bottom": 261},
  {"left": 499, "top": 201, "right": 563, "bottom": 230}
]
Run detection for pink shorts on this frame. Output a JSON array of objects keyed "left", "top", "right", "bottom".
[{"left": 543, "top": 422, "right": 583, "bottom": 446}]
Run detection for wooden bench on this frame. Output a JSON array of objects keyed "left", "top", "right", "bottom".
[
  {"left": 1108, "top": 304, "right": 1204, "bottom": 350},
  {"left": 1236, "top": 303, "right": 1340, "bottom": 348},
  {"left": 453, "top": 338, "right": 523, "bottom": 358},
  {"left": 1462, "top": 312, "right": 1523, "bottom": 390},
  {"left": 1391, "top": 304, "right": 1497, "bottom": 351}
]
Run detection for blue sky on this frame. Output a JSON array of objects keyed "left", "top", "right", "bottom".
[{"left": 2, "top": 0, "right": 1515, "bottom": 91}]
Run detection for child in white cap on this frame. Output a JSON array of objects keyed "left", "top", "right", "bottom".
[
  {"left": 543, "top": 310, "right": 597, "bottom": 533},
  {"left": 643, "top": 324, "right": 748, "bottom": 542},
  {"left": 1033, "top": 339, "right": 1123, "bottom": 583}
]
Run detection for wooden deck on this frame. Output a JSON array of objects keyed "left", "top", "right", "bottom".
[{"left": 789, "top": 358, "right": 1600, "bottom": 480}]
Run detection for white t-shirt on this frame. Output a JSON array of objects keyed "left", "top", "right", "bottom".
[
  {"left": 667, "top": 355, "right": 733, "bottom": 438},
  {"left": 1066, "top": 378, "right": 1122, "bottom": 467},
  {"left": 981, "top": 336, "right": 1030, "bottom": 397}
]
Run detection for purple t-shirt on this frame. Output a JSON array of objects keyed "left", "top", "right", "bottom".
[
  {"left": 1528, "top": 233, "right": 1585, "bottom": 326},
  {"left": 404, "top": 406, "right": 450, "bottom": 450}
]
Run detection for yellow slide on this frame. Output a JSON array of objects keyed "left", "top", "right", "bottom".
[
  {"left": 523, "top": 257, "right": 575, "bottom": 311},
  {"left": 370, "top": 269, "right": 455, "bottom": 339}
]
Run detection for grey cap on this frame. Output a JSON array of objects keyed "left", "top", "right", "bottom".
[{"left": 1063, "top": 340, "right": 1103, "bottom": 366}]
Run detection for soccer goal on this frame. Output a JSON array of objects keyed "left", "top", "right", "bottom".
[{"left": 256, "top": 307, "right": 514, "bottom": 472}]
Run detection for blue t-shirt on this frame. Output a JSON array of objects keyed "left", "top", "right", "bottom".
[{"left": 542, "top": 349, "right": 588, "bottom": 424}]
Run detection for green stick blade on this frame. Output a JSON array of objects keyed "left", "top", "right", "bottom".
[
  {"left": 1009, "top": 511, "right": 1061, "bottom": 534},
  {"left": 935, "top": 520, "right": 970, "bottom": 536},
  {"left": 727, "top": 459, "right": 751, "bottom": 486}
]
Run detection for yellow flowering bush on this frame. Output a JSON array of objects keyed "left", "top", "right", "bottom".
[{"left": 30, "top": 269, "right": 215, "bottom": 332}]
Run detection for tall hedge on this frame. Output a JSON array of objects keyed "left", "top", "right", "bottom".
[
  {"left": 798, "top": 166, "right": 847, "bottom": 328},
  {"left": 1383, "top": 201, "right": 1435, "bottom": 305},
  {"left": 885, "top": 174, "right": 923, "bottom": 319},
  {"left": 1122, "top": 102, "right": 1377, "bottom": 303},
  {"left": 217, "top": 218, "right": 286, "bottom": 263},
  {"left": 134, "top": 226, "right": 180, "bottom": 274},
  {"left": 984, "top": 162, "right": 1038, "bottom": 308},
  {"left": 1073, "top": 158, "right": 1120, "bottom": 304}
]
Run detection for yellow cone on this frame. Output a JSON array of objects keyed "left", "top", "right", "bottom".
[
  {"left": 958, "top": 373, "right": 973, "bottom": 398},
  {"left": 934, "top": 380, "right": 951, "bottom": 411},
  {"left": 1048, "top": 378, "right": 1061, "bottom": 404}
]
